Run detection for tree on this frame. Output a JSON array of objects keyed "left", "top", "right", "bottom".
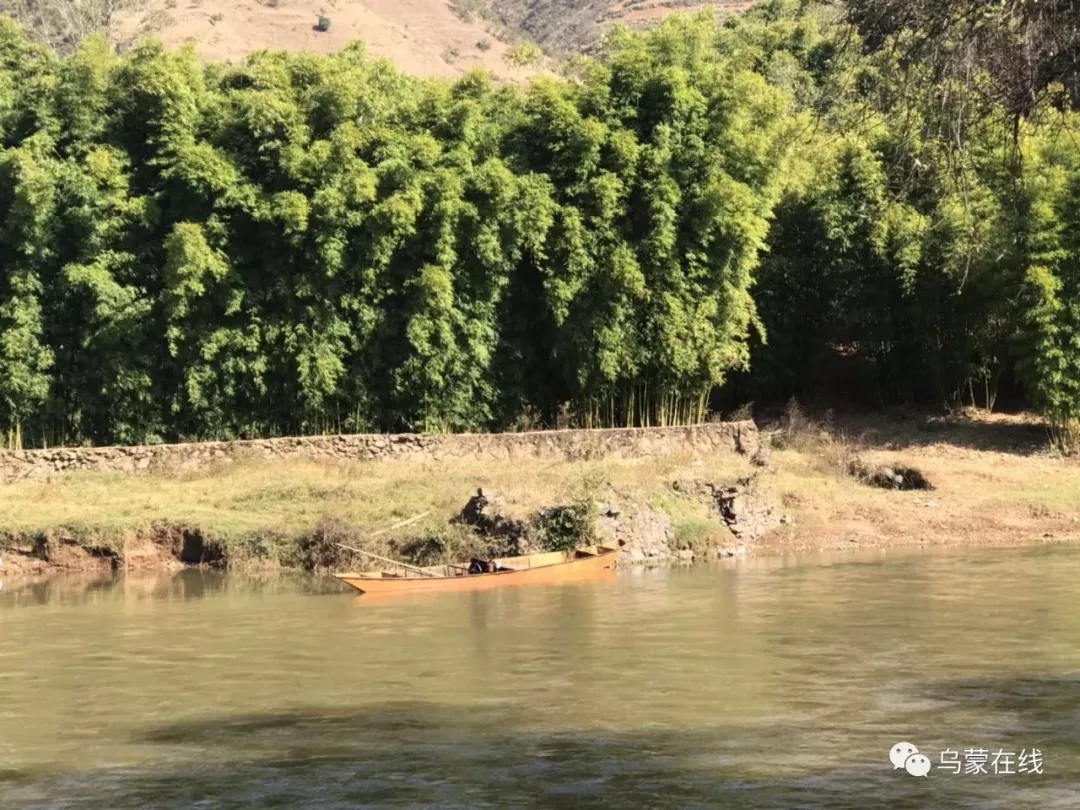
[
  {"left": 0, "top": 0, "right": 155, "bottom": 55},
  {"left": 0, "top": 139, "right": 55, "bottom": 449}
]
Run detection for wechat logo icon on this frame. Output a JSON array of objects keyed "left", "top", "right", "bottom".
[{"left": 890, "top": 742, "right": 931, "bottom": 777}]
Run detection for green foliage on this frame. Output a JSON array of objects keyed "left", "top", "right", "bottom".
[
  {"left": 476, "top": 39, "right": 492, "bottom": 53},
  {"left": 736, "top": 0, "right": 1080, "bottom": 442},
  {"left": 2, "top": 4, "right": 1080, "bottom": 450},
  {"left": 1013, "top": 125, "right": 1080, "bottom": 452},
  {"left": 529, "top": 502, "right": 596, "bottom": 552},
  {"left": 316, "top": 16, "right": 331, "bottom": 33},
  {"left": 0, "top": 14, "right": 798, "bottom": 447},
  {"left": 505, "top": 41, "right": 542, "bottom": 67},
  {"left": 529, "top": 471, "right": 603, "bottom": 551}
]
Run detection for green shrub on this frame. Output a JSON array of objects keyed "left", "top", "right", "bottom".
[
  {"left": 530, "top": 502, "right": 596, "bottom": 551},
  {"left": 673, "top": 517, "right": 724, "bottom": 552},
  {"left": 505, "top": 41, "right": 542, "bottom": 67}
]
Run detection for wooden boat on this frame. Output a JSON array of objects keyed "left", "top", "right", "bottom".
[{"left": 335, "top": 544, "right": 620, "bottom": 595}]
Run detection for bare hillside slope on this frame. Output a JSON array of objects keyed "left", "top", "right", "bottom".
[
  {"left": 3, "top": 0, "right": 756, "bottom": 76},
  {"left": 117, "top": 0, "right": 524, "bottom": 77},
  {"left": 492, "top": 0, "right": 754, "bottom": 54}
]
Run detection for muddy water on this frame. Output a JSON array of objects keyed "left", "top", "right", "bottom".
[{"left": 1, "top": 546, "right": 1079, "bottom": 809}]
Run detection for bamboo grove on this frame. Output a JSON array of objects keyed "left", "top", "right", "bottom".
[{"left": 3, "top": 2, "right": 1080, "bottom": 450}]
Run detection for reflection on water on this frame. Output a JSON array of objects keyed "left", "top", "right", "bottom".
[
  {"left": 1, "top": 546, "right": 1079, "bottom": 808},
  {"left": 0, "top": 568, "right": 342, "bottom": 607}
]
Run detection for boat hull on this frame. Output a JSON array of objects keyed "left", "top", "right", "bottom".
[{"left": 335, "top": 547, "right": 619, "bottom": 595}]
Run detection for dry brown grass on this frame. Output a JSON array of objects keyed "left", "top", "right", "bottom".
[
  {"left": 105, "top": 1, "right": 759, "bottom": 79},
  {"left": 0, "top": 452, "right": 737, "bottom": 536},
  {"left": 2, "top": 409, "right": 1078, "bottom": 570},
  {"left": 754, "top": 408, "right": 1080, "bottom": 555},
  {"left": 111, "top": 0, "right": 542, "bottom": 80},
  {"left": 0, "top": 449, "right": 749, "bottom": 569}
]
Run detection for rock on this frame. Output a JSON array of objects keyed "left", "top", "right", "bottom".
[
  {"left": 598, "top": 506, "right": 675, "bottom": 562},
  {"left": 849, "top": 459, "right": 934, "bottom": 491},
  {"left": 671, "top": 478, "right": 710, "bottom": 498},
  {"left": 733, "top": 422, "right": 760, "bottom": 457},
  {"left": 454, "top": 489, "right": 528, "bottom": 546},
  {"left": 1, "top": 423, "right": 762, "bottom": 484},
  {"left": 717, "top": 545, "right": 748, "bottom": 558},
  {"left": 712, "top": 478, "right": 782, "bottom": 543},
  {"left": 670, "top": 476, "right": 781, "bottom": 544},
  {"left": 676, "top": 549, "right": 695, "bottom": 561},
  {"left": 749, "top": 446, "right": 773, "bottom": 468}
]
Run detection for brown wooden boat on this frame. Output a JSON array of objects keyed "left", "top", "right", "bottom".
[{"left": 334, "top": 545, "right": 620, "bottom": 595}]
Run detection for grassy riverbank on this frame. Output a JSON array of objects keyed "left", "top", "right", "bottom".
[{"left": 2, "top": 411, "right": 1078, "bottom": 575}]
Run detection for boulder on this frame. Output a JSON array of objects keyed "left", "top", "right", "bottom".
[
  {"left": 749, "top": 445, "right": 773, "bottom": 469},
  {"left": 674, "top": 476, "right": 782, "bottom": 544},
  {"left": 598, "top": 505, "right": 675, "bottom": 562},
  {"left": 849, "top": 459, "right": 934, "bottom": 491},
  {"left": 454, "top": 488, "right": 529, "bottom": 545},
  {"left": 714, "top": 479, "right": 781, "bottom": 542}
]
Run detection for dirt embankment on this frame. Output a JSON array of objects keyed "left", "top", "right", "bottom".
[
  {"left": 0, "top": 478, "right": 770, "bottom": 576},
  {"left": 0, "top": 524, "right": 223, "bottom": 576},
  {"left": 3, "top": 411, "right": 1078, "bottom": 580}
]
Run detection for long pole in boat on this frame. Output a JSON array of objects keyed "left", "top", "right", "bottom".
[
  {"left": 335, "top": 543, "right": 438, "bottom": 577},
  {"left": 334, "top": 511, "right": 436, "bottom": 577}
]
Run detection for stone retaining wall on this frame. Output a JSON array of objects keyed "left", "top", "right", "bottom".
[{"left": 0, "top": 422, "right": 758, "bottom": 484}]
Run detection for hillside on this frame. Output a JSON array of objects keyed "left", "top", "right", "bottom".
[
  {"left": 494, "top": 0, "right": 753, "bottom": 55},
  {"left": 114, "top": 0, "right": 521, "bottom": 78},
  {"left": 104, "top": 0, "right": 753, "bottom": 76}
]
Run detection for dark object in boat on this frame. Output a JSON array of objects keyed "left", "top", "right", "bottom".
[{"left": 469, "top": 557, "right": 498, "bottom": 574}]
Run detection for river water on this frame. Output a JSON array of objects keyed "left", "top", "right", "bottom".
[{"left": 1, "top": 546, "right": 1078, "bottom": 809}]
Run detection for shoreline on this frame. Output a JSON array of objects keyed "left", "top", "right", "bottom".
[
  {"left": 3, "top": 411, "right": 1078, "bottom": 580},
  {"left": 2, "top": 536, "right": 1078, "bottom": 600},
  {"left": 2, "top": 507, "right": 1077, "bottom": 581}
]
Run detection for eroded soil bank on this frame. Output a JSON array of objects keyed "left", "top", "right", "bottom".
[
  {"left": 2, "top": 411, "right": 1078, "bottom": 579},
  {"left": 0, "top": 476, "right": 777, "bottom": 575}
]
